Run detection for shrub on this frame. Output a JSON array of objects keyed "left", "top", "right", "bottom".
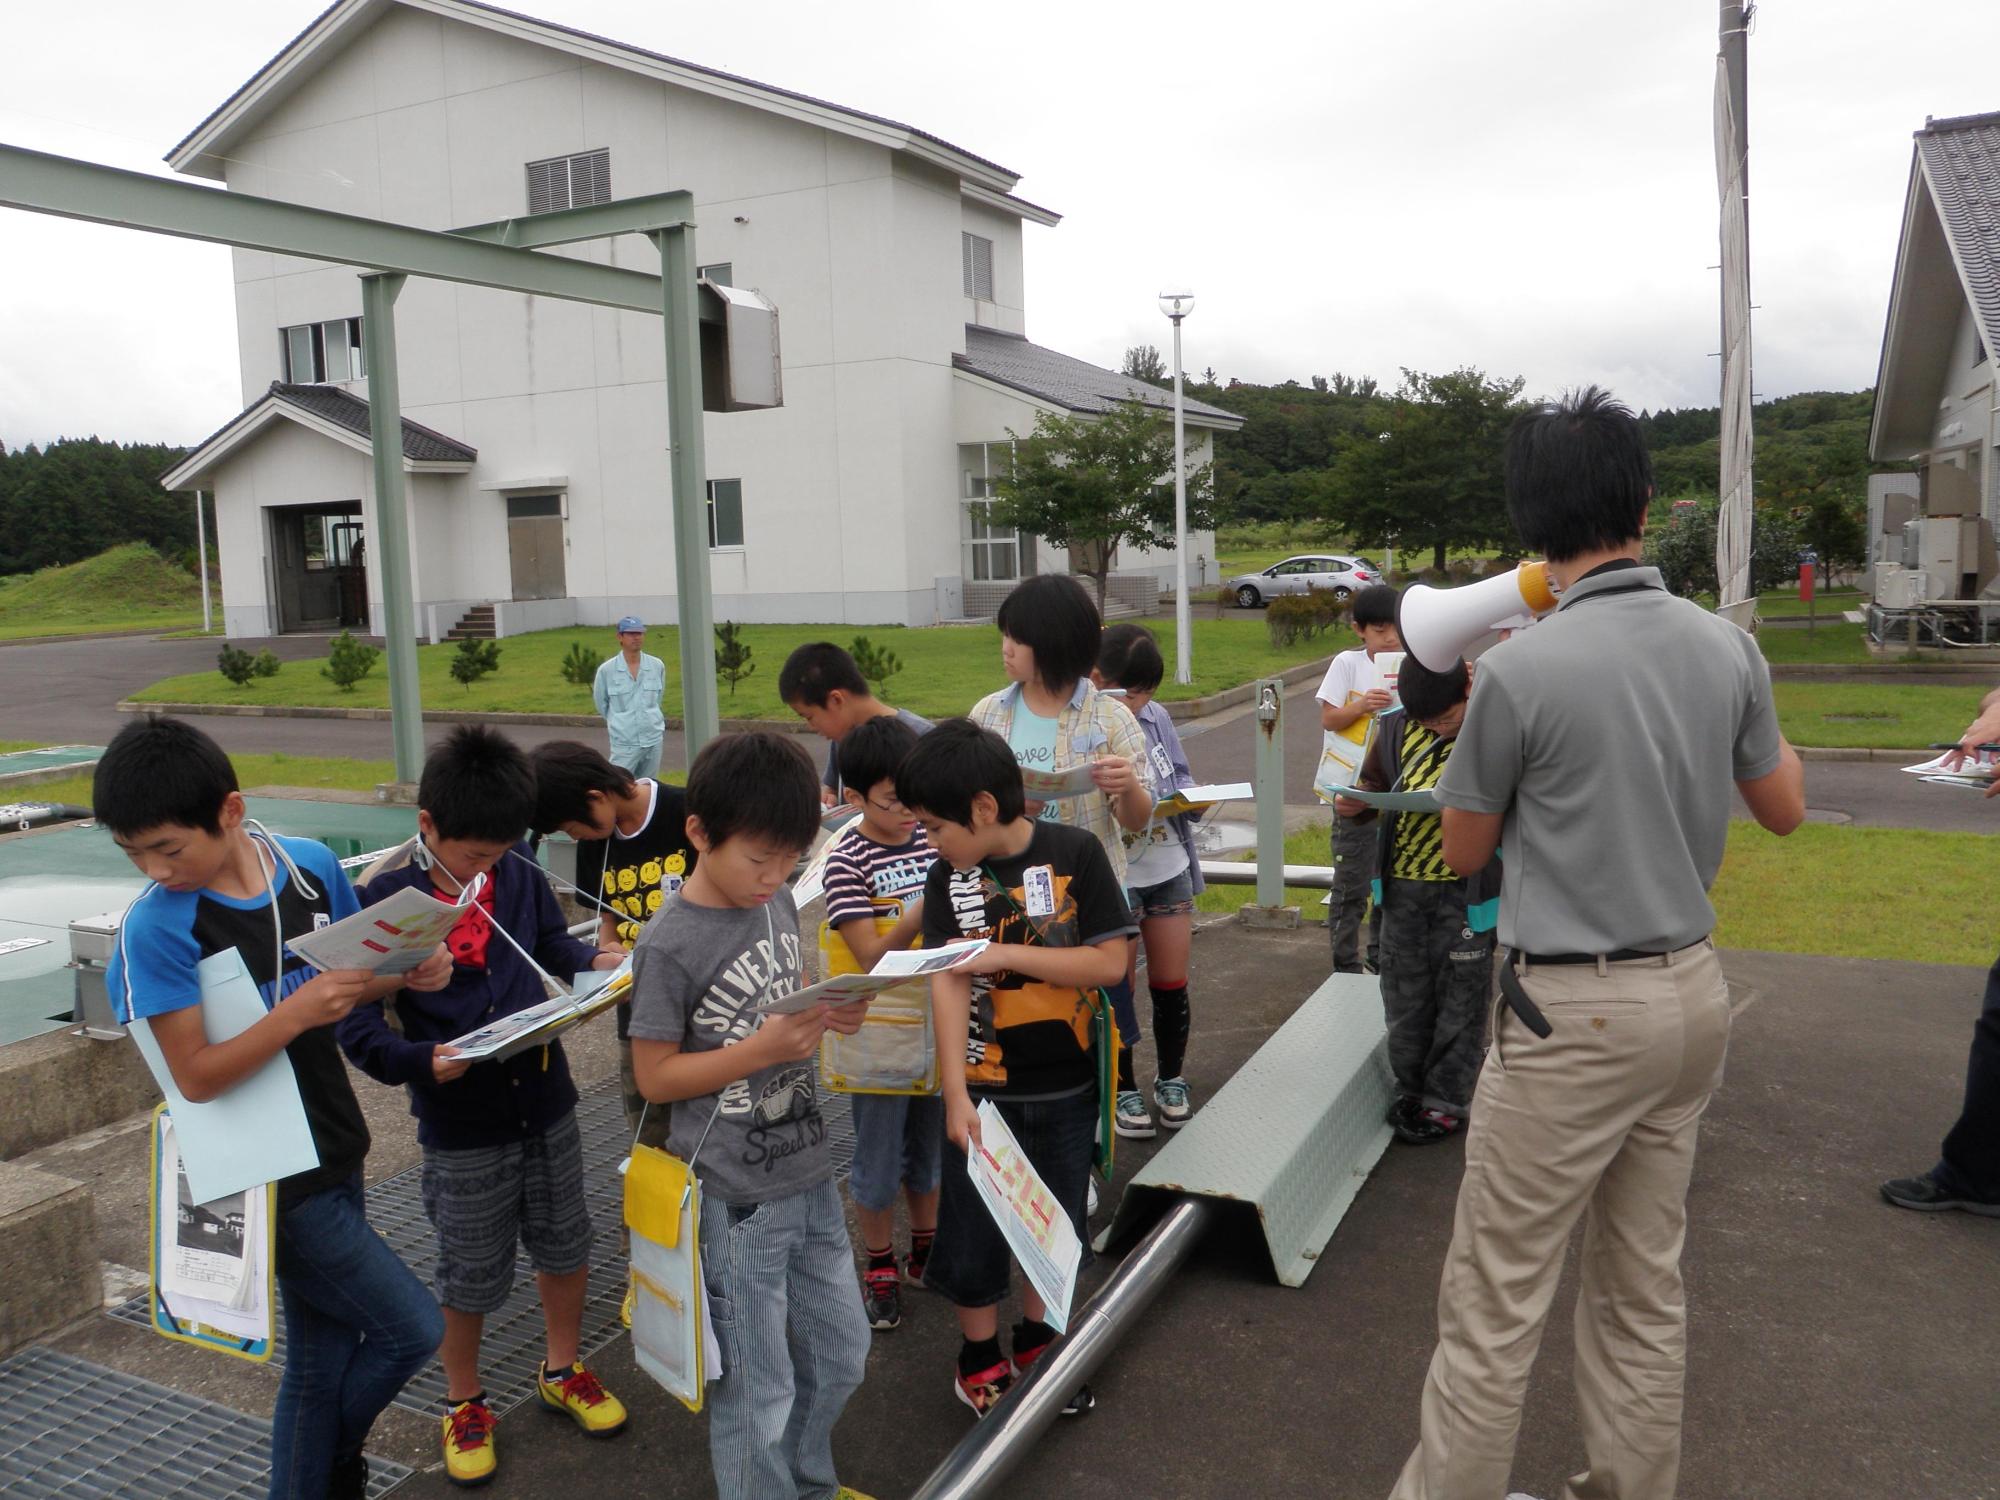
[
  {"left": 217, "top": 644, "right": 257, "bottom": 687},
  {"left": 321, "top": 630, "right": 381, "bottom": 692},
  {"left": 849, "top": 635, "right": 902, "bottom": 693},
  {"left": 1214, "top": 585, "right": 1240, "bottom": 609},
  {"left": 252, "top": 650, "right": 281, "bottom": 678},
  {"left": 1265, "top": 587, "right": 1349, "bottom": 649},
  {"left": 559, "top": 640, "right": 601, "bottom": 687},
  {"left": 714, "top": 621, "right": 755, "bottom": 696},
  {"left": 449, "top": 637, "right": 501, "bottom": 691}
]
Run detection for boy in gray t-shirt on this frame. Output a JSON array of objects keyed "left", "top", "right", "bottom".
[{"left": 625, "top": 733, "right": 872, "bottom": 1500}]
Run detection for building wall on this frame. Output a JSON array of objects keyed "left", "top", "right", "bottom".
[
  {"left": 211, "top": 5, "right": 1038, "bottom": 633},
  {"left": 1926, "top": 301, "right": 1999, "bottom": 528},
  {"left": 960, "top": 198, "right": 1028, "bottom": 336}
]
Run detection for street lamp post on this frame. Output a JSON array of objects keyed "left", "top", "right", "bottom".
[{"left": 1158, "top": 291, "right": 1195, "bottom": 686}]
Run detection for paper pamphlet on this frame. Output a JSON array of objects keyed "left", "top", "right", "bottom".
[
  {"left": 1900, "top": 751, "right": 1996, "bottom": 789},
  {"left": 753, "top": 938, "right": 989, "bottom": 1014},
  {"left": 286, "top": 879, "right": 477, "bottom": 977},
  {"left": 127, "top": 948, "right": 319, "bottom": 1204},
  {"left": 1018, "top": 763, "right": 1102, "bottom": 800},
  {"left": 1320, "top": 783, "right": 1444, "bottom": 814},
  {"left": 155, "top": 1112, "right": 271, "bottom": 1344},
  {"left": 1151, "top": 781, "right": 1253, "bottom": 818},
  {"left": 445, "top": 959, "right": 631, "bottom": 1061},
  {"left": 968, "top": 1100, "right": 1082, "bottom": 1333}
]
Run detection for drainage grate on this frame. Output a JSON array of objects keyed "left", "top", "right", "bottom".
[
  {"left": 110, "top": 1077, "right": 856, "bottom": 1416},
  {"left": 0, "top": 1346, "right": 412, "bottom": 1498}
]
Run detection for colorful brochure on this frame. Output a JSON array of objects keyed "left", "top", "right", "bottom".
[
  {"left": 968, "top": 1099, "right": 1082, "bottom": 1333},
  {"left": 1151, "top": 781, "right": 1253, "bottom": 818},
  {"left": 1018, "top": 763, "right": 1103, "bottom": 800},
  {"left": 752, "top": 939, "right": 989, "bottom": 1015},
  {"left": 445, "top": 959, "right": 631, "bottom": 1062},
  {"left": 285, "top": 879, "right": 479, "bottom": 977}
]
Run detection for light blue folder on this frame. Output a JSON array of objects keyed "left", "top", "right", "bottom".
[{"left": 126, "top": 948, "right": 319, "bottom": 1204}]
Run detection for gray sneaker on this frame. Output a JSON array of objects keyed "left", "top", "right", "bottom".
[
  {"left": 1113, "top": 1089, "right": 1156, "bottom": 1139},
  {"left": 1152, "top": 1076, "right": 1193, "bottom": 1129},
  {"left": 1880, "top": 1173, "right": 2000, "bottom": 1216}
]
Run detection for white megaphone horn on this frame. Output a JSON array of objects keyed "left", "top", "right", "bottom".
[{"left": 1397, "top": 563, "right": 1560, "bottom": 672}]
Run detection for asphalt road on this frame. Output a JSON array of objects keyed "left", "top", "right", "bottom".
[{"left": 3, "top": 633, "right": 1997, "bottom": 834}]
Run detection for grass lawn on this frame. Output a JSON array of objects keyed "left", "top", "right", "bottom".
[
  {"left": 24, "top": 752, "right": 400, "bottom": 810},
  {"left": 1754, "top": 620, "right": 1873, "bottom": 665},
  {"left": 1203, "top": 819, "right": 2000, "bottom": 967},
  {"left": 130, "top": 617, "right": 1331, "bottom": 719},
  {"left": 0, "top": 545, "right": 204, "bottom": 641},
  {"left": 0, "top": 740, "right": 43, "bottom": 755},
  {"left": 1756, "top": 589, "right": 1863, "bottom": 619},
  {"left": 1774, "top": 681, "right": 1985, "bottom": 748}
]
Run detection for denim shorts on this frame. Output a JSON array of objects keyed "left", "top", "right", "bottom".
[
  {"left": 1130, "top": 868, "right": 1196, "bottom": 919},
  {"left": 420, "top": 1111, "right": 593, "bottom": 1313},
  {"left": 845, "top": 1092, "right": 945, "bottom": 1213},
  {"left": 927, "top": 1087, "right": 1097, "bottom": 1309}
]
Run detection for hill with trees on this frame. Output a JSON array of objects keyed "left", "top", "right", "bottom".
[{"left": 0, "top": 437, "right": 194, "bottom": 577}]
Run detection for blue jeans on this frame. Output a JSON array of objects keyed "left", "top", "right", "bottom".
[
  {"left": 269, "top": 1175, "right": 443, "bottom": 1500},
  {"left": 700, "top": 1178, "right": 870, "bottom": 1500},
  {"left": 1935, "top": 953, "right": 2000, "bottom": 1200},
  {"left": 846, "top": 1092, "right": 945, "bottom": 1214}
]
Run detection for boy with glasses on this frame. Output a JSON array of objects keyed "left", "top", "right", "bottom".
[{"left": 820, "top": 715, "right": 943, "bottom": 1332}]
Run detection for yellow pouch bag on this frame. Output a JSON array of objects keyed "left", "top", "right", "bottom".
[{"left": 623, "top": 1141, "right": 690, "bottom": 1249}]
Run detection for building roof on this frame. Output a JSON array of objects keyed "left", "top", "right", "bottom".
[
  {"left": 1870, "top": 111, "right": 2000, "bottom": 460},
  {"left": 167, "top": 0, "right": 1045, "bottom": 210},
  {"left": 159, "top": 382, "right": 476, "bottom": 490},
  {"left": 954, "top": 326, "right": 1243, "bottom": 430}
]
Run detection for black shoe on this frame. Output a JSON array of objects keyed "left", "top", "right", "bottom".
[
  {"left": 1393, "top": 1108, "right": 1462, "bottom": 1146},
  {"left": 327, "top": 1451, "right": 369, "bottom": 1500},
  {"left": 1384, "top": 1095, "right": 1420, "bottom": 1128},
  {"left": 1880, "top": 1173, "right": 2000, "bottom": 1217}
]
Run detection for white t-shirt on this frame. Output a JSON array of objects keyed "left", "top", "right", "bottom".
[{"left": 1315, "top": 647, "right": 1376, "bottom": 713}]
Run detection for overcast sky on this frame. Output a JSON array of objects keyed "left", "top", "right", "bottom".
[{"left": 4, "top": 0, "right": 1999, "bottom": 448}]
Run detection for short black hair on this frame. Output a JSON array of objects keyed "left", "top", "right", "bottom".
[
  {"left": 837, "top": 714, "right": 921, "bottom": 798},
  {"left": 528, "top": 740, "right": 636, "bottom": 834},
  {"left": 895, "top": 718, "right": 1026, "bottom": 828},
  {"left": 1096, "top": 623, "right": 1164, "bottom": 694},
  {"left": 420, "top": 725, "right": 535, "bottom": 844},
  {"left": 995, "top": 574, "right": 1099, "bottom": 693},
  {"left": 1396, "top": 654, "right": 1470, "bottom": 724},
  {"left": 93, "top": 715, "right": 238, "bottom": 838},
  {"left": 777, "top": 642, "right": 868, "bottom": 708},
  {"left": 1505, "top": 386, "right": 1653, "bottom": 562},
  {"left": 685, "top": 731, "right": 819, "bottom": 852},
  {"left": 1350, "top": 583, "right": 1400, "bottom": 628}
]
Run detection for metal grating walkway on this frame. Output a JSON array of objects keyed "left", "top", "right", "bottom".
[
  {"left": 110, "top": 1075, "right": 857, "bottom": 1416},
  {"left": 0, "top": 1346, "right": 412, "bottom": 1498}
]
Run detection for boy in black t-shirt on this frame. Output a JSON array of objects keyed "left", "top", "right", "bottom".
[
  {"left": 99, "top": 717, "right": 447, "bottom": 1500},
  {"left": 530, "top": 741, "right": 696, "bottom": 1152},
  {"left": 895, "top": 719, "right": 1133, "bottom": 1418}
]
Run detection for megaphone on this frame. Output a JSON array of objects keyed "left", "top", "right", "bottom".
[{"left": 1397, "top": 562, "right": 1559, "bottom": 672}]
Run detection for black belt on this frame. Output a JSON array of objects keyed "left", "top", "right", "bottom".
[{"left": 1497, "top": 947, "right": 1681, "bottom": 1040}]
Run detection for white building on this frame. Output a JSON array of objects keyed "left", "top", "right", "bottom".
[{"left": 161, "top": 0, "right": 1241, "bottom": 639}]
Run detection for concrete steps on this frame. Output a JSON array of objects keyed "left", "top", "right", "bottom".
[{"left": 445, "top": 603, "right": 497, "bottom": 640}]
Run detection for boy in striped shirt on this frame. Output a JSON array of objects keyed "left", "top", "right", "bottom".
[{"left": 1334, "top": 655, "right": 1500, "bottom": 1144}]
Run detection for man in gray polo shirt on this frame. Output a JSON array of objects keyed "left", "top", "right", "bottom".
[{"left": 1387, "top": 388, "right": 1804, "bottom": 1500}]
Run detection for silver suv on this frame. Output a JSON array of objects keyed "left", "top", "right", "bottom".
[{"left": 1228, "top": 554, "right": 1380, "bottom": 608}]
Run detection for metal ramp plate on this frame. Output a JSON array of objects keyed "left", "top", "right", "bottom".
[
  {"left": 1099, "top": 972, "right": 1394, "bottom": 1286},
  {"left": 0, "top": 1345, "right": 413, "bottom": 1497}
]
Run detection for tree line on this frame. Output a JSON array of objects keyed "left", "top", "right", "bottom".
[
  {"left": 1120, "top": 346, "right": 1888, "bottom": 575},
  {"left": 0, "top": 438, "right": 196, "bottom": 577}
]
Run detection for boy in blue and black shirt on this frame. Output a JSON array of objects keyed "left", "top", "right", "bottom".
[
  {"left": 1335, "top": 655, "right": 1499, "bottom": 1144},
  {"left": 338, "top": 726, "right": 627, "bottom": 1485},
  {"left": 100, "top": 716, "right": 446, "bottom": 1500}
]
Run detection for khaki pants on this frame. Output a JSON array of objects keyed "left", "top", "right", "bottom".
[{"left": 1389, "top": 942, "right": 1731, "bottom": 1500}]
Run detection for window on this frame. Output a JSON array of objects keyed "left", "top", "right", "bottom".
[
  {"left": 961, "top": 232, "right": 994, "bottom": 300},
  {"left": 280, "top": 318, "right": 364, "bottom": 383},
  {"left": 698, "top": 262, "right": 733, "bottom": 287},
  {"left": 959, "top": 443, "right": 1034, "bottom": 581},
  {"left": 707, "top": 478, "right": 744, "bottom": 548},
  {"left": 525, "top": 149, "right": 611, "bottom": 214}
]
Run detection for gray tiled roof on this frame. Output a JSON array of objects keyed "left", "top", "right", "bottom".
[
  {"left": 954, "top": 326, "right": 1243, "bottom": 427},
  {"left": 269, "top": 382, "right": 477, "bottom": 462},
  {"left": 172, "top": 0, "right": 1016, "bottom": 184},
  {"left": 1917, "top": 111, "right": 2000, "bottom": 360}
]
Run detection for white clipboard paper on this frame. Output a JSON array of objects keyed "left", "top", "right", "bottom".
[{"left": 968, "top": 1100, "right": 1082, "bottom": 1333}]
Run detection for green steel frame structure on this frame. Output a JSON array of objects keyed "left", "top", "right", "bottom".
[{"left": 0, "top": 142, "right": 725, "bottom": 777}]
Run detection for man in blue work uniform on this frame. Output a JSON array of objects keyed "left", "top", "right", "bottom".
[{"left": 592, "top": 615, "right": 667, "bottom": 780}]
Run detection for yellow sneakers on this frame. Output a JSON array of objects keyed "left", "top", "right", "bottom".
[
  {"left": 833, "top": 1489, "right": 879, "bottom": 1499},
  {"left": 620, "top": 1280, "right": 635, "bottom": 1329},
  {"left": 441, "top": 1396, "right": 497, "bottom": 1487},
  {"left": 538, "top": 1359, "right": 628, "bottom": 1437}
]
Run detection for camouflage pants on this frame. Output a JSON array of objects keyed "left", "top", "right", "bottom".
[
  {"left": 1328, "top": 814, "right": 1382, "bottom": 974},
  {"left": 1377, "top": 877, "right": 1494, "bottom": 1115}
]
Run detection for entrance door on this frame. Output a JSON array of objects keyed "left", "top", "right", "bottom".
[
  {"left": 507, "top": 495, "right": 567, "bottom": 601},
  {"left": 270, "top": 503, "right": 363, "bottom": 632}
]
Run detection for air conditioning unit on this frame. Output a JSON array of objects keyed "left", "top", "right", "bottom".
[{"left": 1873, "top": 565, "right": 1926, "bottom": 609}]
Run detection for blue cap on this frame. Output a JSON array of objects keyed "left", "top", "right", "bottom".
[{"left": 616, "top": 616, "right": 645, "bottom": 633}]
